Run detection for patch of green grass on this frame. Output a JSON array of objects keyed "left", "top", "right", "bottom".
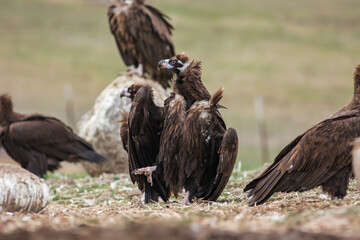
[{"left": 46, "top": 172, "right": 90, "bottom": 180}]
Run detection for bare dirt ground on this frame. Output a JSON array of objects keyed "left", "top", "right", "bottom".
[{"left": 0, "top": 170, "right": 360, "bottom": 240}]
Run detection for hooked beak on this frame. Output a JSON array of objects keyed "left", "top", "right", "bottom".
[
  {"left": 120, "top": 89, "right": 131, "bottom": 98},
  {"left": 157, "top": 59, "right": 173, "bottom": 70}
]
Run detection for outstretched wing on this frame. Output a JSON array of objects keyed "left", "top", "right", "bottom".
[
  {"left": 244, "top": 113, "right": 360, "bottom": 206},
  {"left": 127, "top": 86, "right": 169, "bottom": 202},
  {"left": 203, "top": 128, "right": 238, "bottom": 201}
]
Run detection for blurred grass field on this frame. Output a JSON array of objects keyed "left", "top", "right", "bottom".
[{"left": 1, "top": 0, "right": 360, "bottom": 170}]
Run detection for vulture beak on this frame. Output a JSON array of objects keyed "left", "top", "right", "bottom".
[
  {"left": 120, "top": 89, "right": 131, "bottom": 98},
  {"left": 157, "top": 59, "right": 172, "bottom": 70}
]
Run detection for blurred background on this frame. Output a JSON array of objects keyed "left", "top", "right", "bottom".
[{"left": 1, "top": 0, "right": 360, "bottom": 171}]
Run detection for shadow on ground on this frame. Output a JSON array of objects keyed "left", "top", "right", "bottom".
[{"left": 1, "top": 222, "right": 358, "bottom": 240}]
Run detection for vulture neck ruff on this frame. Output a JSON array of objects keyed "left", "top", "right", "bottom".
[
  {"left": 174, "top": 60, "right": 211, "bottom": 109},
  {"left": 0, "top": 96, "right": 21, "bottom": 126},
  {"left": 178, "top": 61, "right": 191, "bottom": 73}
]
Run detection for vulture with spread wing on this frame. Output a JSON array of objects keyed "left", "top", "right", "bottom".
[
  {"left": 244, "top": 65, "right": 360, "bottom": 206},
  {"left": 120, "top": 83, "right": 170, "bottom": 203},
  {"left": 134, "top": 53, "right": 239, "bottom": 203},
  {"left": 0, "top": 94, "right": 105, "bottom": 177},
  {"left": 108, "top": 0, "right": 175, "bottom": 88}
]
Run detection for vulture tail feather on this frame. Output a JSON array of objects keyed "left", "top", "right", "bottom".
[
  {"left": 248, "top": 168, "right": 283, "bottom": 206},
  {"left": 210, "top": 88, "right": 224, "bottom": 106},
  {"left": 144, "top": 182, "right": 159, "bottom": 204},
  {"left": 78, "top": 150, "right": 106, "bottom": 164}
]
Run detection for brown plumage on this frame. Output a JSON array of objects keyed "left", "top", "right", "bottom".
[
  {"left": 120, "top": 84, "right": 170, "bottom": 203},
  {"left": 119, "top": 110, "right": 129, "bottom": 152},
  {"left": 0, "top": 94, "right": 105, "bottom": 177},
  {"left": 179, "top": 88, "right": 238, "bottom": 203},
  {"left": 156, "top": 92, "right": 187, "bottom": 197},
  {"left": 158, "top": 52, "right": 211, "bottom": 109},
  {"left": 244, "top": 64, "right": 360, "bottom": 206},
  {"left": 108, "top": 0, "right": 175, "bottom": 88}
]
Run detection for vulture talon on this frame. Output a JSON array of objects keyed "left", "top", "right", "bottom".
[{"left": 132, "top": 166, "right": 157, "bottom": 184}]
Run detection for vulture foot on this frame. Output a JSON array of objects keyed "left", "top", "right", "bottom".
[
  {"left": 331, "top": 196, "right": 344, "bottom": 201},
  {"left": 132, "top": 166, "right": 157, "bottom": 184}
]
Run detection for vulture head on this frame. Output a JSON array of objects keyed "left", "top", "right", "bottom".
[
  {"left": 120, "top": 83, "right": 153, "bottom": 100},
  {"left": 158, "top": 52, "right": 191, "bottom": 75},
  {"left": 0, "top": 94, "right": 14, "bottom": 125}
]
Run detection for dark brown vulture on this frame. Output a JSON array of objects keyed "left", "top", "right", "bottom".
[
  {"left": 108, "top": 0, "right": 175, "bottom": 88},
  {"left": 120, "top": 83, "right": 170, "bottom": 203},
  {"left": 134, "top": 53, "right": 238, "bottom": 203},
  {"left": 0, "top": 94, "right": 105, "bottom": 178},
  {"left": 244, "top": 65, "right": 360, "bottom": 206}
]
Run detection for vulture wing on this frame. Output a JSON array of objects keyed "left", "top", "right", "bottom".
[
  {"left": 107, "top": 1, "right": 138, "bottom": 67},
  {"left": 157, "top": 93, "right": 186, "bottom": 197},
  {"left": 127, "top": 86, "right": 169, "bottom": 203},
  {"left": 244, "top": 111, "right": 360, "bottom": 206},
  {"left": 119, "top": 110, "right": 129, "bottom": 152},
  {"left": 203, "top": 128, "right": 238, "bottom": 201}
]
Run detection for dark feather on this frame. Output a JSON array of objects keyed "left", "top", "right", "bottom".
[
  {"left": 157, "top": 93, "right": 187, "bottom": 197},
  {"left": 119, "top": 110, "right": 129, "bottom": 152}
]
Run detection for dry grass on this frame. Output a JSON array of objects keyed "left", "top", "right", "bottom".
[{"left": 0, "top": 171, "right": 359, "bottom": 239}]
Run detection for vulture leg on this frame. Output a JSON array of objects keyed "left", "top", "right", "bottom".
[
  {"left": 182, "top": 191, "right": 191, "bottom": 205},
  {"left": 322, "top": 165, "right": 352, "bottom": 200},
  {"left": 133, "top": 166, "right": 157, "bottom": 184},
  {"left": 136, "top": 64, "right": 143, "bottom": 76},
  {"left": 125, "top": 64, "right": 143, "bottom": 76}
]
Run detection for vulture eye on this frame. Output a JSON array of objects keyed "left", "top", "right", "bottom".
[
  {"left": 169, "top": 59, "right": 177, "bottom": 65},
  {"left": 128, "top": 88, "right": 133, "bottom": 93}
]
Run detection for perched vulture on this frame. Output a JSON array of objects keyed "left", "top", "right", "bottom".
[
  {"left": 244, "top": 65, "right": 360, "bottom": 206},
  {"left": 0, "top": 94, "right": 105, "bottom": 177},
  {"left": 134, "top": 52, "right": 238, "bottom": 203},
  {"left": 108, "top": 0, "right": 175, "bottom": 88},
  {"left": 120, "top": 83, "right": 170, "bottom": 203}
]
